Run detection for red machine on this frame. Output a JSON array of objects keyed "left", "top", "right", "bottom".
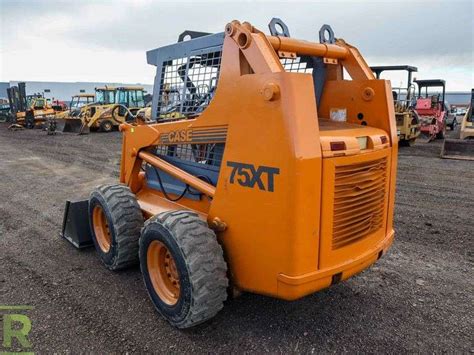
[
  {"left": 52, "top": 100, "right": 68, "bottom": 111},
  {"left": 414, "top": 79, "right": 447, "bottom": 142}
]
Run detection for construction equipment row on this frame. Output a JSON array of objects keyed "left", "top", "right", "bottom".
[
  {"left": 3, "top": 18, "right": 472, "bottom": 330},
  {"left": 7, "top": 84, "right": 148, "bottom": 133}
]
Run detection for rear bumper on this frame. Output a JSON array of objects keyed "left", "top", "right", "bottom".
[{"left": 276, "top": 229, "right": 394, "bottom": 300}]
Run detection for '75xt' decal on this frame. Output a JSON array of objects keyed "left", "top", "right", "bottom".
[{"left": 227, "top": 161, "right": 280, "bottom": 192}]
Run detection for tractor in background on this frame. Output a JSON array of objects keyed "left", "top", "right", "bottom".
[
  {"left": 51, "top": 100, "right": 69, "bottom": 112},
  {"left": 79, "top": 86, "right": 146, "bottom": 133},
  {"left": 413, "top": 79, "right": 448, "bottom": 142},
  {"left": 59, "top": 86, "right": 146, "bottom": 134},
  {"left": 371, "top": 65, "right": 420, "bottom": 146},
  {"left": 7, "top": 83, "right": 57, "bottom": 129},
  {"left": 55, "top": 93, "right": 96, "bottom": 132},
  {"left": 55, "top": 93, "right": 95, "bottom": 119},
  {"left": 57, "top": 87, "right": 117, "bottom": 133}
]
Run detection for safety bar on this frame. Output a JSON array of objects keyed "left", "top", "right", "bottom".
[
  {"left": 266, "top": 36, "right": 348, "bottom": 59},
  {"left": 138, "top": 151, "right": 216, "bottom": 198}
]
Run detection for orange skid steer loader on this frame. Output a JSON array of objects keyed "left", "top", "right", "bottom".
[{"left": 61, "top": 19, "right": 398, "bottom": 328}]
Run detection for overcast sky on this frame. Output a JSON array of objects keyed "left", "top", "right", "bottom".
[{"left": 0, "top": 0, "right": 472, "bottom": 91}]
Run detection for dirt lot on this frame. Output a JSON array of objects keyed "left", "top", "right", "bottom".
[{"left": 0, "top": 124, "right": 472, "bottom": 353}]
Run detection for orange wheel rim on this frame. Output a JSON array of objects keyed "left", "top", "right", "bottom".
[
  {"left": 147, "top": 240, "right": 181, "bottom": 306},
  {"left": 92, "top": 205, "right": 112, "bottom": 252}
]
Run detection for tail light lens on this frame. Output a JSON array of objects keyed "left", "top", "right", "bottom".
[{"left": 330, "top": 141, "right": 346, "bottom": 151}]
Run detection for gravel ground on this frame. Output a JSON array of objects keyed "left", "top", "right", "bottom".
[{"left": 0, "top": 124, "right": 472, "bottom": 353}]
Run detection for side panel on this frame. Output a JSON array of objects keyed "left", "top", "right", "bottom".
[
  {"left": 208, "top": 72, "right": 322, "bottom": 297},
  {"left": 318, "top": 79, "right": 397, "bottom": 144}
]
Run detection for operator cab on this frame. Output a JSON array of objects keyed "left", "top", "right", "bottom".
[
  {"left": 414, "top": 79, "right": 446, "bottom": 111},
  {"left": 95, "top": 87, "right": 116, "bottom": 105},
  {"left": 115, "top": 87, "right": 146, "bottom": 108},
  {"left": 115, "top": 87, "right": 146, "bottom": 118},
  {"left": 70, "top": 94, "right": 95, "bottom": 109}
]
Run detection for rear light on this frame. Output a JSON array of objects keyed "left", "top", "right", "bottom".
[
  {"left": 330, "top": 141, "right": 346, "bottom": 151},
  {"left": 380, "top": 136, "right": 388, "bottom": 144},
  {"left": 357, "top": 136, "right": 368, "bottom": 150}
]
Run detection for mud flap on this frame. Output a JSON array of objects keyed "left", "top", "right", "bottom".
[
  {"left": 61, "top": 199, "right": 93, "bottom": 249},
  {"left": 441, "top": 139, "right": 474, "bottom": 161}
]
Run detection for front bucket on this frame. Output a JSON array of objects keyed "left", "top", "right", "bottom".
[
  {"left": 60, "top": 118, "right": 86, "bottom": 133},
  {"left": 441, "top": 139, "right": 474, "bottom": 161},
  {"left": 54, "top": 119, "right": 67, "bottom": 132},
  {"left": 61, "top": 199, "right": 93, "bottom": 249}
]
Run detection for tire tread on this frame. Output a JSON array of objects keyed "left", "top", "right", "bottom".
[
  {"left": 143, "top": 210, "right": 228, "bottom": 328},
  {"left": 90, "top": 184, "right": 143, "bottom": 270}
]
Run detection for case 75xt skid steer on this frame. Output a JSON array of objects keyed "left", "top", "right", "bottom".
[{"left": 61, "top": 19, "right": 398, "bottom": 328}]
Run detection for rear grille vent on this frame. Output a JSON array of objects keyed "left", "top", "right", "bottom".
[{"left": 332, "top": 158, "right": 387, "bottom": 249}]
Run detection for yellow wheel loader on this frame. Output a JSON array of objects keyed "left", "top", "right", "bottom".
[
  {"left": 441, "top": 88, "right": 474, "bottom": 160},
  {"left": 61, "top": 19, "right": 398, "bottom": 328},
  {"left": 371, "top": 65, "right": 420, "bottom": 146}
]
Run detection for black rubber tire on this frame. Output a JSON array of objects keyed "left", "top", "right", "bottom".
[
  {"left": 89, "top": 184, "right": 144, "bottom": 270},
  {"left": 139, "top": 210, "right": 228, "bottom": 328},
  {"left": 99, "top": 119, "right": 113, "bottom": 132}
]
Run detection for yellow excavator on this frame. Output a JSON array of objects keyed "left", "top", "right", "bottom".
[{"left": 441, "top": 88, "right": 474, "bottom": 160}]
